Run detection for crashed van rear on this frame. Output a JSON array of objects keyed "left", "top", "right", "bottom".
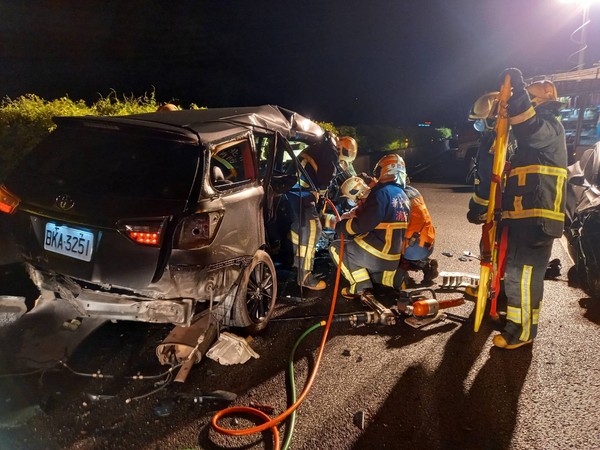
[{"left": 0, "top": 105, "right": 332, "bottom": 332}]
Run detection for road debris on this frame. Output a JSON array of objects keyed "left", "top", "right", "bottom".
[{"left": 206, "top": 332, "right": 259, "bottom": 365}]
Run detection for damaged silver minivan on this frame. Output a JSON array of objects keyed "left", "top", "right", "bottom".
[{"left": 0, "top": 105, "right": 336, "bottom": 333}]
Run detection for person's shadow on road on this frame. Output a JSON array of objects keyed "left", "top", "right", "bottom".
[{"left": 352, "top": 312, "right": 532, "bottom": 450}]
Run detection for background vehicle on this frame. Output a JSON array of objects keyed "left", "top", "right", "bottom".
[
  {"left": 0, "top": 105, "right": 333, "bottom": 333},
  {"left": 527, "top": 67, "right": 600, "bottom": 164},
  {"left": 564, "top": 142, "right": 600, "bottom": 297}
]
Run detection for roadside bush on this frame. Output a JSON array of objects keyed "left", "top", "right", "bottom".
[{"left": 0, "top": 91, "right": 189, "bottom": 181}]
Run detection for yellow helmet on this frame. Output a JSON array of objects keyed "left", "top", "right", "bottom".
[
  {"left": 468, "top": 92, "right": 499, "bottom": 120},
  {"left": 374, "top": 153, "right": 407, "bottom": 187},
  {"left": 337, "top": 136, "right": 358, "bottom": 163},
  {"left": 526, "top": 80, "right": 558, "bottom": 108},
  {"left": 340, "top": 176, "right": 370, "bottom": 203}
]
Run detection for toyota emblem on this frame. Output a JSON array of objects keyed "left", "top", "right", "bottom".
[{"left": 56, "top": 194, "right": 75, "bottom": 210}]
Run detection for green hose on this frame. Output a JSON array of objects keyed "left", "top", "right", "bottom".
[{"left": 282, "top": 321, "right": 326, "bottom": 450}]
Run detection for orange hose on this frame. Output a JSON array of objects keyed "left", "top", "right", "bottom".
[{"left": 211, "top": 198, "right": 344, "bottom": 449}]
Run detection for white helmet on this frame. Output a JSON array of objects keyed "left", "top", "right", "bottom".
[
  {"left": 340, "top": 176, "right": 370, "bottom": 203},
  {"left": 337, "top": 136, "right": 358, "bottom": 163},
  {"left": 373, "top": 154, "right": 407, "bottom": 187}
]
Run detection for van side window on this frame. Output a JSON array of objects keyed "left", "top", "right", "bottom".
[
  {"left": 210, "top": 139, "right": 256, "bottom": 190},
  {"left": 254, "top": 134, "right": 274, "bottom": 181}
]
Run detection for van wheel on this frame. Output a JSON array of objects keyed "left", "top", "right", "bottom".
[{"left": 231, "top": 250, "right": 277, "bottom": 334}]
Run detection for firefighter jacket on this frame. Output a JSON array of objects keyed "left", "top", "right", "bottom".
[
  {"left": 404, "top": 185, "right": 435, "bottom": 250},
  {"left": 502, "top": 90, "right": 568, "bottom": 238},
  {"left": 335, "top": 182, "right": 410, "bottom": 262},
  {"left": 293, "top": 141, "right": 339, "bottom": 198}
]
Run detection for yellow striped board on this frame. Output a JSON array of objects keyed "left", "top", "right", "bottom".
[{"left": 474, "top": 74, "right": 512, "bottom": 332}]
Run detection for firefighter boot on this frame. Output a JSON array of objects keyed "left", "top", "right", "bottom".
[
  {"left": 299, "top": 272, "right": 327, "bottom": 291},
  {"left": 340, "top": 287, "right": 360, "bottom": 300},
  {"left": 422, "top": 259, "right": 439, "bottom": 283},
  {"left": 492, "top": 334, "right": 533, "bottom": 350}
]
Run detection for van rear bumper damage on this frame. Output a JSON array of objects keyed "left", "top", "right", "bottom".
[{"left": 26, "top": 263, "right": 196, "bottom": 326}]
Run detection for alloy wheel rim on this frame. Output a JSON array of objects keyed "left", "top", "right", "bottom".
[{"left": 246, "top": 262, "right": 274, "bottom": 323}]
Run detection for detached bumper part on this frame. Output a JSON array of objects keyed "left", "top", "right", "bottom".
[{"left": 65, "top": 290, "right": 194, "bottom": 326}]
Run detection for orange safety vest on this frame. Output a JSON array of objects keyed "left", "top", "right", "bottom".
[{"left": 404, "top": 186, "right": 435, "bottom": 250}]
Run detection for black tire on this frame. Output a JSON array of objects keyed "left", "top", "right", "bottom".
[{"left": 231, "top": 250, "right": 277, "bottom": 334}]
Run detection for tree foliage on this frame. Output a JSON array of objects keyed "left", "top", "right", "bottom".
[{"left": 0, "top": 91, "right": 195, "bottom": 181}]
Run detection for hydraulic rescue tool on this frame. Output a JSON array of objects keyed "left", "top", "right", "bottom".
[
  {"left": 348, "top": 288, "right": 465, "bottom": 329},
  {"left": 474, "top": 74, "right": 512, "bottom": 332}
]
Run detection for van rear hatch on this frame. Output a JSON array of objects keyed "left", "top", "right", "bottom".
[{"left": 4, "top": 120, "right": 202, "bottom": 289}]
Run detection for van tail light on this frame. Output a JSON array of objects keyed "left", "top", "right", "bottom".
[
  {"left": 0, "top": 185, "right": 20, "bottom": 214},
  {"left": 176, "top": 211, "right": 224, "bottom": 250},
  {"left": 118, "top": 219, "right": 167, "bottom": 247}
]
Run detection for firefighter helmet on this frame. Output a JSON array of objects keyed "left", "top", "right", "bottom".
[
  {"left": 468, "top": 92, "right": 499, "bottom": 121},
  {"left": 374, "top": 154, "right": 407, "bottom": 187},
  {"left": 337, "top": 136, "right": 358, "bottom": 163},
  {"left": 340, "top": 176, "right": 370, "bottom": 203},
  {"left": 526, "top": 80, "right": 558, "bottom": 108}
]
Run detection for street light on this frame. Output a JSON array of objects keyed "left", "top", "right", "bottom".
[{"left": 559, "top": 0, "right": 599, "bottom": 70}]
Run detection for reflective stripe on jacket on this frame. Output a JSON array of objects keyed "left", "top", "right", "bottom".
[
  {"left": 336, "top": 182, "right": 410, "bottom": 261},
  {"left": 501, "top": 101, "right": 567, "bottom": 237}
]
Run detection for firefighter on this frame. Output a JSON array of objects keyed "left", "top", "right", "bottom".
[
  {"left": 288, "top": 135, "right": 348, "bottom": 290},
  {"left": 468, "top": 68, "right": 567, "bottom": 349},
  {"left": 329, "top": 154, "right": 411, "bottom": 298},
  {"left": 400, "top": 180, "right": 438, "bottom": 283}
]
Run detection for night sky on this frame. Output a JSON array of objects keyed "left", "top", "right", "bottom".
[{"left": 1, "top": 1, "right": 599, "bottom": 127}]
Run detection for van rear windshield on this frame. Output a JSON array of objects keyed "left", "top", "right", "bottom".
[{"left": 13, "top": 126, "right": 200, "bottom": 200}]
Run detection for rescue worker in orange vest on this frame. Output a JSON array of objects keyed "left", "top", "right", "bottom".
[
  {"left": 329, "top": 154, "right": 410, "bottom": 298},
  {"left": 468, "top": 68, "right": 567, "bottom": 349},
  {"left": 288, "top": 135, "right": 356, "bottom": 290},
  {"left": 400, "top": 180, "right": 438, "bottom": 283}
]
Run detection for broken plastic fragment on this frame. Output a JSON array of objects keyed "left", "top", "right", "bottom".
[{"left": 206, "top": 332, "right": 259, "bottom": 365}]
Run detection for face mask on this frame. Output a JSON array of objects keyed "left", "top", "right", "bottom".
[{"left": 474, "top": 119, "right": 486, "bottom": 132}]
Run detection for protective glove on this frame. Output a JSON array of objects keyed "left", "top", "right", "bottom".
[
  {"left": 466, "top": 208, "right": 487, "bottom": 225},
  {"left": 499, "top": 67, "right": 526, "bottom": 91},
  {"left": 499, "top": 67, "right": 532, "bottom": 119}
]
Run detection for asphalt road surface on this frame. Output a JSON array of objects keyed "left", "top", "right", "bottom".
[{"left": 0, "top": 181, "right": 599, "bottom": 450}]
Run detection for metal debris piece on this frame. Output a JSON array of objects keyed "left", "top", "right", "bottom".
[
  {"left": 85, "top": 393, "right": 115, "bottom": 402},
  {"left": 353, "top": 411, "right": 366, "bottom": 430},
  {"left": 442, "top": 252, "right": 453, "bottom": 257},
  {"left": 458, "top": 256, "right": 468, "bottom": 262},
  {"left": 438, "top": 272, "right": 479, "bottom": 289}
]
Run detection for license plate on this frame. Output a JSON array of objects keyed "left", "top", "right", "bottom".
[{"left": 44, "top": 223, "right": 94, "bottom": 262}]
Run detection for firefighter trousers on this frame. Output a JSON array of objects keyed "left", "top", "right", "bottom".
[
  {"left": 329, "top": 239, "right": 406, "bottom": 294},
  {"left": 288, "top": 193, "right": 322, "bottom": 282},
  {"left": 503, "top": 225, "right": 554, "bottom": 343}
]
